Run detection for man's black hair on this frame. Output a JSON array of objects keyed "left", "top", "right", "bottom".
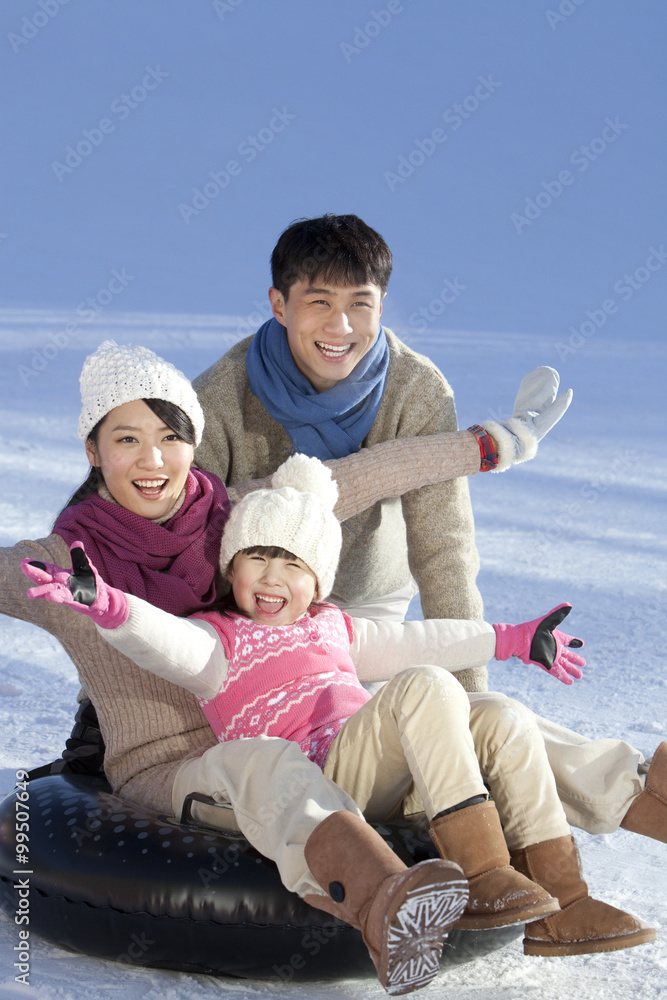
[{"left": 270, "top": 214, "right": 392, "bottom": 299}]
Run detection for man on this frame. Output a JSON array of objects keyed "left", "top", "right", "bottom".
[
  {"left": 193, "top": 213, "right": 665, "bottom": 847},
  {"left": 194, "top": 213, "right": 487, "bottom": 692}
]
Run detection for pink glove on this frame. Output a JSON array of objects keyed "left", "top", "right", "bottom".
[
  {"left": 493, "top": 603, "right": 585, "bottom": 685},
  {"left": 21, "top": 542, "right": 129, "bottom": 630}
]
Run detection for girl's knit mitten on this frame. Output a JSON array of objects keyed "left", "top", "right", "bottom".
[
  {"left": 21, "top": 542, "right": 129, "bottom": 629},
  {"left": 493, "top": 603, "right": 585, "bottom": 685}
]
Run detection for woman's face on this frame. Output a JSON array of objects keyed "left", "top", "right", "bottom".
[{"left": 85, "top": 399, "right": 194, "bottom": 519}]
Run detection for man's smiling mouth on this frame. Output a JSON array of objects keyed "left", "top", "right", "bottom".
[{"left": 315, "top": 341, "right": 353, "bottom": 358}]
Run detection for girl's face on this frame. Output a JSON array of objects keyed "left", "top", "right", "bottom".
[
  {"left": 85, "top": 399, "right": 194, "bottom": 520},
  {"left": 227, "top": 551, "right": 317, "bottom": 626}
]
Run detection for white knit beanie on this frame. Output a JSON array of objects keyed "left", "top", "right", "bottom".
[
  {"left": 77, "top": 340, "right": 205, "bottom": 445},
  {"left": 220, "top": 454, "right": 341, "bottom": 599}
]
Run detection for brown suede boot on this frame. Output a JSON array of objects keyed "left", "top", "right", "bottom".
[
  {"left": 620, "top": 742, "right": 667, "bottom": 843},
  {"left": 303, "top": 811, "right": 468, "bottom": 996},
  {"left": 429, "top": 801, "right": 560, "bottom": 930},
  {"left": 511, "top": 835, "right": 656, "bottom": 956}
]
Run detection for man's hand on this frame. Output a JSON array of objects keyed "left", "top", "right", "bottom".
[{"left": 481, "top": 367, "right": 573, "bottom": 471}]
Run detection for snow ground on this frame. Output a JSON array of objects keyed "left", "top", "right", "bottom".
[{"left": 0, "top": 316, "right": 665, "bottom": 999}]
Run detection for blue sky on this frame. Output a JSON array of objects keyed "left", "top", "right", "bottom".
[{"left": 1, "top": 0, "right": 665, "bottom": 342}]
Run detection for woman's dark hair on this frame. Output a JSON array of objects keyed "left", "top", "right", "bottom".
[
  {"left": 271, "top": 214, "right": 393, "bottom": 299},
  {"left": 54, "top": 399, "right": 196, "bottom": 521}
]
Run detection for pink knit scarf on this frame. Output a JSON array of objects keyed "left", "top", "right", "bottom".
[{"left": 54, "top": 469, "right": 230, "bottom": 616}]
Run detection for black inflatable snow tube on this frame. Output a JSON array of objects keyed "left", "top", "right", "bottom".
[{"left": 0, "top": 775, "right": 519, "bottom": 980}]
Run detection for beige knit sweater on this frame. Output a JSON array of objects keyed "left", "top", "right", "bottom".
[
  {"left": 1, "top": 430, "right": 480, "bottom": 814},
  {"left": 194, "top": 328, "right": 488, "bottom": 691}
]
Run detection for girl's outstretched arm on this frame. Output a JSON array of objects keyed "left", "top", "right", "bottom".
[
  {"left": 1, "top": 534, "right": 78, "bottom": 632},
  {"left": 21, "top": 544, "right": 228, "bottom": 700},
  {"left": 349, "top": 608, "right": 584, "bottom": 686}
]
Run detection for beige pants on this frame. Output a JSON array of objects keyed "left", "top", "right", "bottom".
[
  {"left": 534, "top": 715, "right": 647, "bottom": 833},
  {"left": 171, "top": 735, "right": 362, "bottom": 897},
  {"left": 324, "top": 667, "right": 571, "bottom": 851},
  {"left": 170, "top": 680, "right": 647, "bottom": 898}
]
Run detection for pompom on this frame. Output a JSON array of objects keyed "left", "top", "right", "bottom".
[{"left": 271, "top": 454, "right": 338, "bottom": 511}]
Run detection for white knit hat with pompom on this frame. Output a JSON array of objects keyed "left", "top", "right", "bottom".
[
  {"left": 219, "top": 454, "right": 341, "bottom": 599},
  {"left": 78, "top": 340, "right": 205, "bottom": 445}
]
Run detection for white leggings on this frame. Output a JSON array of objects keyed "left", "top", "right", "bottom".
[{"left": 171, "top": 735, "right": 362, "bottom": 898}]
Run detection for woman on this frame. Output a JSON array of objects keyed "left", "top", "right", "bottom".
[
  {"left": 8, "top": 338, "right": 570, "bottom": 810},
  {"left": 1, "top": 339, "right": 567, "bottom": 992}
]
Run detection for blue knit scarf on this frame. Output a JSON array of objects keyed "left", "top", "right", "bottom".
[{"left": 246, "top": 317, "right": 390, "bottom": 460}]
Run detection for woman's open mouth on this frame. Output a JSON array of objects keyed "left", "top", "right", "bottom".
[{"left": 133, "top": 478, "right": 168, "bottom": 498}]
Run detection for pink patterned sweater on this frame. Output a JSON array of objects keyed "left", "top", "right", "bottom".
[
  {"left": 193, "top": 604, "right": 371, "bottom": 768},
  {"left": 98, "top": 592, "right": 497, "bottom": 785}
]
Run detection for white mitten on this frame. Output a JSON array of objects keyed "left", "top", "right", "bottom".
[{"left": 482, "top": 367, "right": 572, "bottom": 471}]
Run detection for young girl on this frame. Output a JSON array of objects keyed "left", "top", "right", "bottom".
[{"left": 24, "top": 453, "right": 655, "bottom": 961}]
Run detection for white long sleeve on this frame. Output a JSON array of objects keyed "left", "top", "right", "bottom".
[
  {"left": 349, "top": 616, "right": 496, "bottom": 682},
  {"left": 97, "top": 594, "right": 228, "bottom": 701}
]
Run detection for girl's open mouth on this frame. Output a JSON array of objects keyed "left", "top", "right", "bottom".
[
  {"left": 133, "top": 479, "right": 168, "bottom": 497},
  {"left": 254, "top": 593, "right": 287, "bottom": 615}
]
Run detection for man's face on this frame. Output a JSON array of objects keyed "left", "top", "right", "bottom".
[{"left": 268, "top": 279, "right": 385, "bottom": 392}]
